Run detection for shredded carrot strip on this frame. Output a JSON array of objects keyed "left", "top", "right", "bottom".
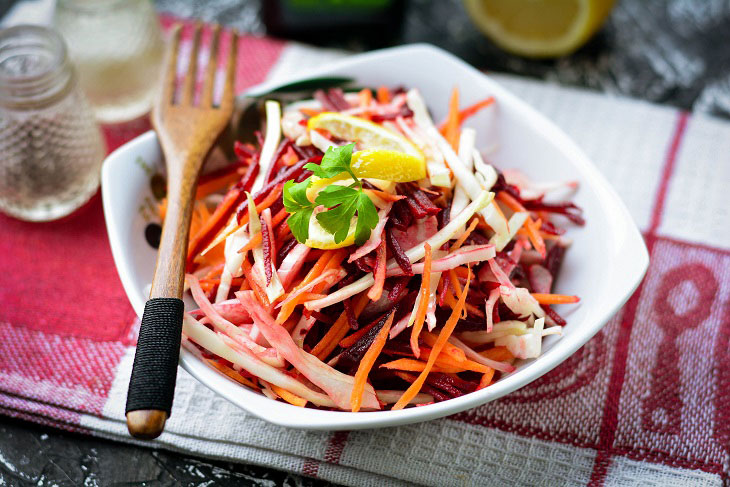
[
  {"left": 496, "top": 191, "right": 525, "bottom": 212},
  {"left": 477, "top": 369, "right": 495, "bottom": 390},
  {"left": 238, "top": 208, "right": 287, "bottom": 256},
  {"left": 238, "top": 185, "right": 283, "bottom": 228},
  {"left": 420, "top": 349, "right": 492, "bottom": 373},
  {"left": 524, "top": 216, "right": 546, "bottom": 258},
  {"left": 200, "top": 277, "right": 244, "bottom": 287},
  {"left": 496, "top": 191, "right": 545, "bottom": 257},
  {"left": 358, "top": 88, "right": 372, "bottom": 120},
  {"left": 351, "top": 311, "right": 395, "bottom": 412},
  {"left": 481, "top": 346, "right": 514, "bottom": 362},
  {"left": 450, "top": 218, "right": 479, "bottom": 251},
  {"left": 312, "top": 293, "right": 369, "bottom": 359},
  {"left": 363, "top": 188, "right": 405, "bottom": 203},
  {"left": 421, "top": 331, "right": 466, "bottom": 363},
  {"left": 282, "top": 146, "right": 299, "bottom": 166},
  {"left": 447, "top": 268, "right": 467, "bottom": 319},
  {"left": 207, "top": 360, "right": 259, "bottom": 390},
  {"left": 380, "top": 358, "right": 459, "bottom": 374},
  {"left": 339, "top": 316, "right": 379, "bottom": 349},
  {"left": 538, "top": 230, "right": 562, "bottom": 240},
  {"left": 367, "top": 240, "right": 387, "bottom": 301},
  {"left": 393, "top": 268, "right": 472, "bottom": 410},
  {"left": 531, "top": 293, "right": 580, "bottom": 304},
  {"left": 410, "top": 243, "right": 432, "bottom": 357},
  {"left": 240, "top": 258, "right": 269, "bottom": 306},
  {"left": 300, "top": 107, "right": 321, "bottom": 117},
  {"left": 457, "top": 97, "right": 494, "bottom": 125},
  {"left": 442, "top": 87, "right": 461, "bottom": 150},
  {"left": 376, "top": 85, "right": 390, "bottom": 104},
  {"left": 270, "top": 383, "right": 307, "bottom": 407},
  {"left": 295, "top": 292, "right": 329, "bottom": 302},
  {"left": 276, "top": 250, "right": 333, "bottom": 324},
  {"left": 201, "top": 262, "right": 224, "bottom": 280},
  {"left": 195, "top": 171, "right": 242, "bottom": 200}
]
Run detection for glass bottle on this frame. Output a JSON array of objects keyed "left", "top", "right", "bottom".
[
  {"left": 54, "top": 0, "right": 164, "bottom": 124},
  {"left": 0, "top": 25, "right": 106, "bottom": 221}
]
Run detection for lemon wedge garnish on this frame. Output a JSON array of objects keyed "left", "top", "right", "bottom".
[
  {"left": 308, "top": 112, "right": 424, "bottom": 157},
  {"left": 351, "top": 149, "right": 426, "bottom": 182},
  {"left": 305, "top": 207, "right": 357, "bottom": 249},
  {"left": 463, "top": 0, "right": 616, "bottom": 58}
]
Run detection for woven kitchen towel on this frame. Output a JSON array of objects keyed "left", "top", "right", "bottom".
[{"left": 1, "top": 19, "right": 729, "bottom": 487}]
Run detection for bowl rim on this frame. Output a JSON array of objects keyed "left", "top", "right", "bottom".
[{"left": 102, "top": 43, "right": 649, "bottom": 430}]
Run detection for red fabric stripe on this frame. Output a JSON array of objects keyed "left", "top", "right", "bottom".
[
  {"left": 323, "top": 431, "right": 350, "bottom": 464},
  {"left": 588, "top": 112, "right": 690, "bottom": 486},
  {"left": 301, "top": 458, "right": 320, "bottom": 478}
]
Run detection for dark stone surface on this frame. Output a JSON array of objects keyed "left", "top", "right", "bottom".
[
  {"left": 0, "top": 417, "right": 327, "bottom": 486},
  {"left": 3, "top": 0, "right": 730, "bottom": 486}
]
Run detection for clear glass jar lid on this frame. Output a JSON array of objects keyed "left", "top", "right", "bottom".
[{"left": 0, "top": 24, "right": 73, "bottom": 108}]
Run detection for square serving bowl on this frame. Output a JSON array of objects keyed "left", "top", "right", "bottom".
[{"left": 102, "top": 44, "right": 648, "bottom": 430}]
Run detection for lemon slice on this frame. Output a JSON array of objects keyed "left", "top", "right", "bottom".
[
  {"left": 308, "top": 112, "right": 424, "bottom": 157},
  {"left": 305, "top": 207, "right": 356, "bottom": 249},
  {"left": 351, "top": 149, "right": 426, "bottom": 182},
  {"left": 463, "top": 0, "right": 616, "bottom": 58}
]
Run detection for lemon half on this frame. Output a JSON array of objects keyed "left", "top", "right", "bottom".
[
  {"left": 464, "top": 0, "right": 616, "bottom": 58},
  {"left": 308, "top": 112, "right": 424, "bottom": 157}
]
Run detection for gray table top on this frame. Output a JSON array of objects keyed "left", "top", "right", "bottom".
[{"left": 2, "top": 0, "right": 729, "bottom": 485}]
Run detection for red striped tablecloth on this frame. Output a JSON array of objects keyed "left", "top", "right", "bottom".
[{"left": 1, "top": 18, "right": 728, "bottom": 487}]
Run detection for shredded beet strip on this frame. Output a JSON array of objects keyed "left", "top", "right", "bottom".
[
  {"left": 522, "top": 200, "right": 585, "bottom": 225},
  {"left": 290, "top": 143, "right": 322, "bottom": 160},
  {"left": 276, "top": 237, "right": 297, "bottom": 264},
  {"left": 388, "top": 276, "right": 411, "bottom": 301},
  {"left": 386, "top": 226, "right": 413, "bottom": 275},
  {"left": 403, "top": 185, "right": 441, "bottom": 216},
  {"left": 542, "top": 304, "right": 567, "bottom": 326},
  {"left": 545, "top": 244, "right": 566, "bottom": 282},
  {"left": 337, "top": 306, "right": 399, "bottom": 373},
  {"left": 263, "top": 139, "right": 292, "bottom": 185},
  {"left": 186, "top": 160, "right": 260, "bottom": 270},
  {"left": 390, "top": 200, "right": 413, "bottom": 230},
  {"left": 261, "top": 219, "right": 273, "bottom": 285},
  {"left": 540, "top": 220, "right": 566, "bottom": 236},
  {"left": 326, "top": 88, "right": 351, "bottom": 111},
  {"left": 343, "top": 298, "right": 359, "bottom": 330},
  {"left": 236, "top": 157, "right": 314, "bottom": 223},
  {"left": 234, "top": 140, "right": 256, "bottom": 158},
  {"left": 392, "top": 371, "right": 450, "bottom": 402}
]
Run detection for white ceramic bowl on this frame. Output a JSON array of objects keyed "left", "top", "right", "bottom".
[{"left": 102, "top": 44, "right": 648, "bottom": 430}]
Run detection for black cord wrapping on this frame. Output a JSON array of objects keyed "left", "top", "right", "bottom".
[{"left": 125, "top": 298, "right": 184, "bottom": 416}]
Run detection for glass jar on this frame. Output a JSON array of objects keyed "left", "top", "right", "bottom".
[
  {"left": 54, "top": 0, "right": 164, "bottom": 124},
  {"left": 0, "top": 25, "right": 106, "bottom": 222}
]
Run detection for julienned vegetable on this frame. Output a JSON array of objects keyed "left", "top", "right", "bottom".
[{"left": 174, "top": 85, "right": 584, "bottom": 411}]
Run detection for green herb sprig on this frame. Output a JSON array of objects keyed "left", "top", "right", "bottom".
[{"left": 283, "top": 143, "right": 378, "bottom": 246}]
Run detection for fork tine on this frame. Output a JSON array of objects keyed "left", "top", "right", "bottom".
[
  {"left": 159, "top": 24, "right": 182, "bottom": 108},
  {"left": 200, "top": 24, "right": 221, "bottom": 108},
  {"left": 181, "top": 23, "right": 202, "bottom": 105},
  {"left": 220, "top": 30, "right": 238, "bottom": 111}
]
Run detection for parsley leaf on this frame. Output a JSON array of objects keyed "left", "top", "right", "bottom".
[
  {"left": 304, "top": 143, "right": 358, "bottom": 181},
  {"left": 354, "top": 191, "right": 379, "bottom": 245},
  {"left": 283, "top": 177, "right": 315, "bottom": 243},
  {"left": 284, "top": 143, "right": 379, "bottom": 246}
]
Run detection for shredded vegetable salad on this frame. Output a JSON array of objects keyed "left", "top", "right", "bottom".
[{"left": 172, "top": 85, "right": 584, "bottom": 411}]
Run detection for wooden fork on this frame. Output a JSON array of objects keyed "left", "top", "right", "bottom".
[{"left": 125, "top": 23, "right": 237, "bottom": 439}]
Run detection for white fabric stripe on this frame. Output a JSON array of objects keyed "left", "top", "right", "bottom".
[
  {"left": 605, "top": 456, "right": 723, "bottom": 486},
  {"left": 658, "top": 114, "right": 730, "bottom": 248}
]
